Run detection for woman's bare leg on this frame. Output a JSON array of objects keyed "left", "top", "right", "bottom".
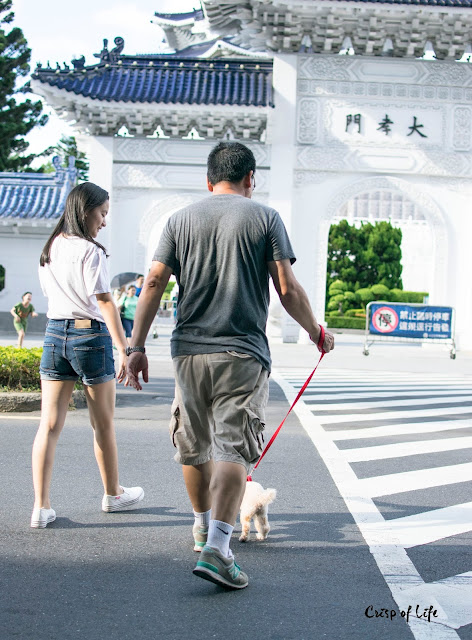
[
  {"left": 32, "top": 380, "right": 76, "bottom": 508},
  {"left": 84, "top": 380, "right": 121, "bottom": 496}
]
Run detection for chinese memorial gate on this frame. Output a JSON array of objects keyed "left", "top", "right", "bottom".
[{"left": 1, "top": 0, "right": 471, "bottom": 348}]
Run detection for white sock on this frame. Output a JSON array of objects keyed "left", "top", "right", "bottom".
[
  {"left": 193, "top": 509, "right": 211, "bottom": 528},
  {"left": 208, "top": 519, "right": 233, "bottom": 557}
]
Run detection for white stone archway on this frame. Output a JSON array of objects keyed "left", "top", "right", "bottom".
[
  {"left": 137, "top": 193, "right": 204, "bottom": 273},
  {"left": 312, "top": 176, "right": 448, "bottom": 322}
]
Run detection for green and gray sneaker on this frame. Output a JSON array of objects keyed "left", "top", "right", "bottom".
[
  {"left": 193, "top": 524, "right": 208, "bottom": 552},
  {"left": 193, "top": 545, "right": 248, "bottom": 589}
]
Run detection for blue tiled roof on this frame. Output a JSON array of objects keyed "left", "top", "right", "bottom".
[
  {"left": 32, "top": 57, "right": 274, "bottom": 108},
  {"left": 0, "top": 159, "right": 76, "bottom": 221}
]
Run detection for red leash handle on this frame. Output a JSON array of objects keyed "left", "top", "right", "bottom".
[{"left": 248, "top": 333, "right": 326, "bottom": 480}]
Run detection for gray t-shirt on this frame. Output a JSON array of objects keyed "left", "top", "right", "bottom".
[{"left": 154, "top": 194, "right": 296, "bottom": 372}]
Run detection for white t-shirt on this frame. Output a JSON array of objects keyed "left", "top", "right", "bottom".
[{"left": 39, "top": 235, "right": 110, "bottom": 321}]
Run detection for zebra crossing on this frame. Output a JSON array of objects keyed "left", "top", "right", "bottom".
[{"left": 272, "top": 367, "right": 472, "bottom": 640}]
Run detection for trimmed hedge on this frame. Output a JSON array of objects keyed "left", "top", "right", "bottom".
[
  {"left": 0, "top": 346, "right": 43, "bottom": 391},
  {"left": 389, "top": 289, "right": 428, "bottom": 303},
  {"left": 326, "top": 316, "right": 366, "bottom": 330},
  {"left": 345, "top": 308, "right": 366, "bottom": 318}
]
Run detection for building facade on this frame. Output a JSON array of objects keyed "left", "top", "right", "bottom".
[
  {"left": 0, "top": 159, "right": 76, "bottom": 331},
  {"left": 3, "top": 0, "right": 471, "bottom": 346}
]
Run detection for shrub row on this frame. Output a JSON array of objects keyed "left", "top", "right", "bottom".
[
  {"left": 325, "top": 316, "right": 366, "bottom": 330},
  {"left": 327, "top": 279, "right": 428, "bottom": 314},
  {"left": 0, "top": 346, "right": 43, "bottom": 391}
]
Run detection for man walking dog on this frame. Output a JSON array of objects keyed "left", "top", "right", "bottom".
[{"left": 126, "top": 141, "right": 335, "bottom": 589}]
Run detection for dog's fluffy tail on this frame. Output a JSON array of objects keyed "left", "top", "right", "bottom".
[{"left": 247, "top": 488, "right": 277, "bottom": 519}]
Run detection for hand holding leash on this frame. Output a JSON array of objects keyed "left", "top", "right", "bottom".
[{"left": 310, "top": 325, "right": 335, "bottom": 354}]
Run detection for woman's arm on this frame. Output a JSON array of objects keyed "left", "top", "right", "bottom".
[{"left": 96, "top": 292, "right": 128, "bottom": 383}]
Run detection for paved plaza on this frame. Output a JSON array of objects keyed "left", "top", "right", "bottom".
[{"left": 1, "top": 325, "right": 471, "bottom": 640}]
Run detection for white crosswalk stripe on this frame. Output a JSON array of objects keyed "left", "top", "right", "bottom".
[{"left": 272, "top": 367, "right": 472, "bottom": 639}]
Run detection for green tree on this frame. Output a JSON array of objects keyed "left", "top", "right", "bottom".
[
  {"left": 326, "top": 219, "right": 361, "bottom": 292},
  {"left": 0, "top": 0, "right": 47, "bottom": 171},
  {"left": 326, "top": 219, "right": 403, "bottom": 296},
  {"left": 357, "top": 221, "right": 403, "bottom": 289},
  {"left": 39, "top": 135, "right": 89, "bottom": 182}
]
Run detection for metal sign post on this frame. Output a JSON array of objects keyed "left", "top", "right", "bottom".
[{"left": 364, "top": 301, "right": 456, "bottom": 358}]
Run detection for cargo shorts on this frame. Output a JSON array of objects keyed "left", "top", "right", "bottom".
[{"left": 170, "top": 352, "right": 269, "bottom": 472}]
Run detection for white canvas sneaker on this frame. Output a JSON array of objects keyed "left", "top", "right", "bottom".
[
  {"left": 102, "top": 486, "right": 144, "bottom": 512},
  {"left": 31, "top": 507, "right": 56, "bottom": 529}
]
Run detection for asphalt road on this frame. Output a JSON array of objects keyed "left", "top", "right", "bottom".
[{"left": 1, "top": 327, "right": 471, "bottom": 640}]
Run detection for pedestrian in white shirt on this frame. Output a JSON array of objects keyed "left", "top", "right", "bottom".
[{"left": 31, "top": 182, "right": 144, "bottom": 529}]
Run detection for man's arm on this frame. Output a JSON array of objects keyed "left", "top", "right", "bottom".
[
  {"left": 268, "top": 259, "right": 334, "bottom": 352},
  {"left": 126, "top": 261, "right": 172, "bottom": 390}
]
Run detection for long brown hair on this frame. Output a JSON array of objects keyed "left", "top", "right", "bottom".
[{"left": 40, "top": 182, "right": 109, "bottom": 266}]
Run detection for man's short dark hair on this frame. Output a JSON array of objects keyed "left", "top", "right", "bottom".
[{"left": 207, "top": 142, "right": 256, "bottom": 185}]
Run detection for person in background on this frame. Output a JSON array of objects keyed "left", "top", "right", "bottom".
[
  {"left": 126, "top": 142, "right": 334, "bottom": 590},
  {"left": 11, "top": 292, "right": 38, "bottom": 348},
  {"left": 31, "top": 182, "right": 144, "bottom": 530},
  {"left": 135, "top": 275, "right": 145, "bottom": 297},
  {"left": 113, "top": 286, "right": 125, "bottom": 306},
  {"left": 119, "top": 284, "right": 139, "bottom": 345}
]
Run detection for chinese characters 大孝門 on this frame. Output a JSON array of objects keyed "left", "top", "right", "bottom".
[{"left": 345, "top": 114, "right": 428, "bottom": 138}]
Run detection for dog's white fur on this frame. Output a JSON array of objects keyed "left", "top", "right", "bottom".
[{"left": 239, "top": 480, "right": 276, "bottom": 542}]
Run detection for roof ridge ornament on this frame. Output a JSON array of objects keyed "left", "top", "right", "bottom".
[
  {"left": 71, "top": 55, "right": 85, "bottom": 70},
  {"left": 94, "top": 37, "right": 125, "bottom": 65}
]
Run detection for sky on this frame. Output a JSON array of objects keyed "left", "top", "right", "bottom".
[{"left": 11, "top": 0, "right": 200, "bottom": 155}]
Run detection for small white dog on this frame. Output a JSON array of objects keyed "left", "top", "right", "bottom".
[{"left": 239, "top": 480, "right": 277, "bottom": 542}]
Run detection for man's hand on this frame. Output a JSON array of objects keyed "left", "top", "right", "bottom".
[
  {"left": 310, "top": 326, "right": 335, "bottom": 353},
  {"left": 125, "top": 352, "right": 149, "bottom": 390}
]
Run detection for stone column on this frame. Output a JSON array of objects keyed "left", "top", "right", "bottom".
[
  {"left": 81, "top": 135, "right": 114, "bottom": 252},
  {"left": 268, "top": 54, "right": 300, "bottom": 342}
]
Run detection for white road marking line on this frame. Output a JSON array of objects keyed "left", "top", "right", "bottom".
[
  {"left": 329, "top": 419, "right": 472, "bottom": 441},
  {"left": 285, "top": 378, "right": 472, "bottom": 385},
  {"left": 272, "top": 368, "right": 468, "bottom": 638},
  {"left": 401, "top": 573, "right": 472, "bottom": 630},
  {"left": 305, "top": 395, "right": 472, "bottom": 411},
  {"left": 303, "top": 390, "right": 472, "bottom": 401},
  {"left": 279, "top": 370, "right": 472, "bottom": 383},
  {"left": 358, "top": 463, "right": 472, "bottom": 498},
  {"left": 365, "top": 502, "right": 472, "bottom": 549},
  {"left": 318, "top": 405, "right": 472, "bottom": 425},
  {"left": 341, "top": 436, "right": 472, "bottom": 462}
]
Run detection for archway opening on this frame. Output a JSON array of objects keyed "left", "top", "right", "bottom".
[
  {"left": 333, "top": 189, "right": 433, "bottom": 293},
  {"left": 325, "top": 188, "right": 435, "bottom": 327}
]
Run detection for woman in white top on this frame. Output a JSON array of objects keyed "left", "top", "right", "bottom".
[{"left": 31, "top": 182, "right": 144, "bottom": 528}]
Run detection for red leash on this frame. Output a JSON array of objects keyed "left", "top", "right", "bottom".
[{"left": 247, "top": 326, "right": 326, "bottom": 480}]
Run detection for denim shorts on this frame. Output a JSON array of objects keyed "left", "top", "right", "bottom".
[{"left": 40, "top": 319, "right": 115, "bottom": 386}]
